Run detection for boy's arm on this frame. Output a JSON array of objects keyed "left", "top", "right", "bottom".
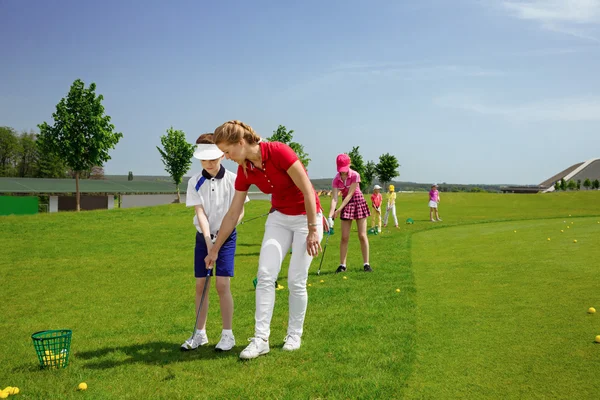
[
  {"left": 206, "top": 190, "right": 247, "bottom": 268},
  {"left": 195, "top": 205, "right": 213, "bottom": 248}
]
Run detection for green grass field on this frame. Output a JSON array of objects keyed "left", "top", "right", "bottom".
[{"left": 1, "top": 192, "right": 600, "bottom": 399}]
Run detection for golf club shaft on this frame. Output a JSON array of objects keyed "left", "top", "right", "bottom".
[
  {"left": 240, "top": 212, "right": 270, "bottom": 225},
  {"left": 192, "top": 270, "right": 211, "bottom": 334},
  {"left": 317, "top": 232, "right": 330, "bottom": 275}
]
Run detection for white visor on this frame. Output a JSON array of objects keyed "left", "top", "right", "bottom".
[{"left": 193, "top": 144, "right": 224, "bottom": 160}]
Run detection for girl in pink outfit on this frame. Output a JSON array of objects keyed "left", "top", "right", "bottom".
[
  {"left": 327, "top": 154, "right": 372, "bottom": 273},
  {"left": 429, "top": 184, "right": 442, "bottom": 222}
]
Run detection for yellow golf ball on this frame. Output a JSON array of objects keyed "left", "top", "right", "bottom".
[
  {"left": 320, "top": 280, "right": 324, "bottom": 283},
  {"left": 574, "top": 240, "right": 578, "bottom": 243},
  {"left": 595, "top": 335, "right": 600, "bottom": 343},
  {"left": 78, "top": 382, "right": 88, "bottom": 391},
  {"left": 547, "top": 238, "right": 551, "bottom": 241},
  {"left": 308, "top": 283, "right": 312, "bottom": 287},
  {"left": 567, "top": 226, "right": 570, "bottom": 229},
  {"left": 589, "top": 307, "right": 596, "bottom": 314},
  {"left": 513, "top": 230, "right": 517, "bottom": 233},
  {"left": 560, "top": 230, "right": 564, "bottom": 233},
  {"left": 396, "top": 289, "right": 401, "bottom": 293},
  {"left": 343, "top": 276, "right": 348, "bottom": 280},
  {"left": 571, "top": 222, "right": 574, "bottom": 224}
]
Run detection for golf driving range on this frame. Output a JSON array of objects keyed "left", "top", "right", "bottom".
[{"left": 1, "top": 191, "right": 599, "bottom": 399}]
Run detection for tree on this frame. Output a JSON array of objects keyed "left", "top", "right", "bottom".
[
  {"left": 157, "top": 127, "right": 194, "bottom": 202},
  {"left": 567, "top": 180, "right": 577, "bottom": 190},
  {"left": 374, "top": 153, "right": 400, "bottom": 189},
  {"left": 17, "top": 131, "right": 39, "bottom": 177},
  {"left": 267, "top": 125, "right": 310, "bottom": 168},
  {"left": 593, "top": 179, "right": 600, "bottom": 190},
  {"left": 577, "top": 179, "right": 581, "bottom": 190},
  {"left": 364, "top": 161, "right": 377, "bottom": 192},
  {"left": 560, "top": 178, "right": 567, "bottom": 191},
  {"left": 0, "top": 126, "right": 19, "bottom": 177},
  {"left": 583, "top": 178, "right": 591, "bottom": 190},
  {"left": 35, "top": 147, "right": 67, "bottom": 178},
  {"left": 89, "top": 166, "right": 105, "bottom": 180},
  {"left": 554, "top": 181, "right": 560, "bottom": 191},
  {"left": 38, "top": 79, "right": 122, "bottom": 211},
  {"left": 347, "top": 146, "right": 366, "bottom": 191},
  {"left": 128, "top": 171, "right": 134, "bottom": 181}
]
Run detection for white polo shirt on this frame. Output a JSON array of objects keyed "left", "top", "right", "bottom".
[{"left": 186, "top": 165, "right": 249, "bottom": 235}]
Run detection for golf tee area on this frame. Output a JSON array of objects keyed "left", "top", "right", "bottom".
[{"left": 1, "top": 191, "right": 599, "bottom": 399}]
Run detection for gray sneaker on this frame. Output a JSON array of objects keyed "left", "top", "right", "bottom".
[{"left": 181, "top": 331, "right": 208, "bottom": 351}]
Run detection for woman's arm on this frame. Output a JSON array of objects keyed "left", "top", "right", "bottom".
[
  {"left": 287, "top": 160, "right": 322, "bottom": 257},
  {"left": 205, "top": 190, "right": 247, "bottom": 268}
]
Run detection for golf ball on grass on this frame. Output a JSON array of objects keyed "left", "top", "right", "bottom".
[
  {"left": 343, "top": 276, "right": 347, "bottom": 280},
  {"left": 595, "top": 336, "right": 600, "bottom": 344},
  {"left": 396, "top": 289, "right": 401, "bottom": 293},
  {"left": 320, "top": 280, "right": 324, "bottom": 283},
  {"left": 589, "top": 307, "right": 596, "bottom": 314},
  {"left": 547, "top": 238, "right": 551, "bottom": 241},
  {"left": 574, "top": 240, "right": 578, "bottom": 243},
  {"left": 78, "top": 382, "right": 88, "bottom": 391}
]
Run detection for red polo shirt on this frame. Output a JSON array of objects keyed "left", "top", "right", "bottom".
[{"left": 234, "top": 141, "right": 321, "bottom": 216}]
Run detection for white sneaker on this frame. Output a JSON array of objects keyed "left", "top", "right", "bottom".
[
  {"left": 282, "top": 334, "right": 301, "bottom": 351},
  {"left": 437, "top": 218, "right": 443, "bottom": 221},
  {"left": 215, "top": 332, "right": 236, "bottom": 351},
  {"left": 239, "top": 337, "right": 269, "bottom": 359},
  {"left": 181, "top": 331, "right": 208, "bottom": 351}
]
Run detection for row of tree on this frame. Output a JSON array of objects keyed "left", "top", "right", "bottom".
[{"left": 554, "top": 178, "right": 600, "bottom": 191}]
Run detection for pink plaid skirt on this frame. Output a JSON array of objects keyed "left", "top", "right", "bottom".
[{"left": 341, "top": 194, "right": 371, "bottom": 220}]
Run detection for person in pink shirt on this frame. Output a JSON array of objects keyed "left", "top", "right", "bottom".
[
  {"left": 327, "top": 154, "right": 372, "bottom": 273},
  {"left": 370, "top": 184, "right": 382, "bottom": 233},
  {"left": 429, "top": 184, "right": 442, "bottom": 222}
]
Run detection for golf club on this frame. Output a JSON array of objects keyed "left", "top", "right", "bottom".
[
  {"left": 186, "top": 269, "right": 211, "bottom": 350},
  {"left": 317, "top": 217, "right": 333, "bottom": 276},
  {"left": 239, "top": 212, "right": 270, "bottom": 225}
]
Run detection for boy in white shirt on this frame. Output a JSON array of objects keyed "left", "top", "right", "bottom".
[{"left": 182, "top": 133, "right": 248, "bottom": 351}]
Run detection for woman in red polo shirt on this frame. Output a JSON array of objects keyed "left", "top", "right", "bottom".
[{"left": 205, "top": 120, "right": 323, "bottom": 360}]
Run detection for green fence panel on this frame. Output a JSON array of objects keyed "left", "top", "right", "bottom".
[{"left": 0, "top": 196, "right": 39, "bottom": 216}]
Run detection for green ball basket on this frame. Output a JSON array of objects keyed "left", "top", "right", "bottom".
[{"left": 31, "top": 329, "right": 72, "bottom": 369}]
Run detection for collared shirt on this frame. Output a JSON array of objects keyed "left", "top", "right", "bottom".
[
  {"left": 332, "top": 169, "right": 362, "bottom": 199},
  {"left": 234, "top": 141, "right": 321, "bottom": 216},
  {"left": 371, "top": 192, "right": 382, "bottom": 208},
  {"left": 387, "top": 191, "right": 397, "bottom": 206},
  {"left": 186, "top": 165, "right": 249, "bottom": 235}
]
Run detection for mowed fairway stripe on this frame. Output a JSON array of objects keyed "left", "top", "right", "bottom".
[{"left": 406, "top": 217, "right": 600, "bottom": 399}]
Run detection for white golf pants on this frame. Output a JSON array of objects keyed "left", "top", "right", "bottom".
[
  {"left": 384, "top": 205, "right": 398, "bottom": 226},
  {"left": 255, "top": 211, "right": 323, "bottom": 339}
]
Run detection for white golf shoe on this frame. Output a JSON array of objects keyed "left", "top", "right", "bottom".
[
  {"left": 239, "top": 337, "right": 269, "bottom": 359},
  {"left": 181, "top": 331, "right": 208, "bottom": 351},
  {"left": 215, "top": 332, "right": 236, "bottom": 351},
  {"left": 282, "top": 334, "right": 301, "bottom": 351}
]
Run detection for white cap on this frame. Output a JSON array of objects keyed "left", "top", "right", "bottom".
[
  {"left": 193, "top": 144, "right": 224, "bottom": 160},
  {"left": 373, "top": 184, "right": 382, "bottom": 190}
]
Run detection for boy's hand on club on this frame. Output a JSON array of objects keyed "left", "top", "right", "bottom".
[
  {"left": 204, "top": 251, "right": 218, "bottom": 270},
  {"left": 327, "top": 217, "right": 334, "bottom": 228}
]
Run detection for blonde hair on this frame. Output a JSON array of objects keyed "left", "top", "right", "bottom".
[
  {"left": 213, "top": 120, "right": 261, "bottom": 145},
  {"left": 213, "top": 120, "right": 261, "bottom": 177}
]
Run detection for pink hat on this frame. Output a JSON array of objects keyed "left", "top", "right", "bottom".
[{"left": 336, "top": 153, "right": 351, "bottom": 173}]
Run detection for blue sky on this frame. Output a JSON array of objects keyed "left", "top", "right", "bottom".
[{"left": 1, "top": 0, "right": 599, "bottom": 185}]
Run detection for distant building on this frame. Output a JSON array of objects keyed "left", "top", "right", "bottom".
[{"left": 501, "top": 158, "right": 600, "bottom": 193}]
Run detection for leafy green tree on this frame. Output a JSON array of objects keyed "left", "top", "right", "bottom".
[
  {"left": 567, "top": 180, "right": 577, "bottom": 190},
  {"left": 267, "top": 125, "right": 310, "bottom": 168},
  {"left": 0, "top": 126, "right": 19, "bottom": 176},
  {"left": 364, "top": 161, "right": 377, "bottom": 192},
  {"left": 35, "top": 148, "right": 67, "bottom": 178},
  {"left": 17, "top": 131, "right": 39, "bottom": 177},
  {"left": 577, "top": 179, "right": 581, "bottom": 190},
  {"left": 374, "top": 153, "right": 400, "bottom": 189},
  {"left": 560, "top": 178, "right": 567, "bottom": 191},
  {"left": 38, "top": 79, "right": 122, "bottom": 211},
  {"left": 554, "top": 181, "right": 560, "bottom": 191},
  {"left": 157, "top": 127, "right": 194, "bottom": 202},
  {"left": 583, "top": 178, "right": 591, "bottom": 190},
  {"left": 128, "top": 171, "right": 134, "bottom": 181},
  {"left": 593, "top": 179, "right": 600, "bottom": 190}
]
